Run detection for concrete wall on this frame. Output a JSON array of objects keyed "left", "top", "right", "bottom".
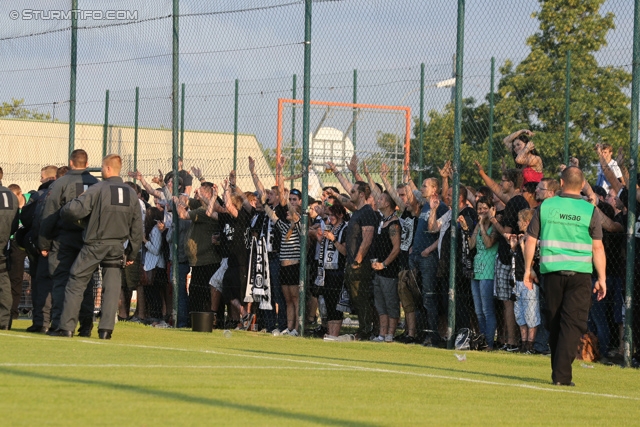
[{"left": 0, "top": 118, "right": 274, "bottom": 194}]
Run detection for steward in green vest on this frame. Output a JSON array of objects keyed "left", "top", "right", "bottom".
[{"left": 539, "top": 196, "right": 594, "bottom": 274}]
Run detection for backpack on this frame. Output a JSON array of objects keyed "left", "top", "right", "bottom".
[{"left": 455, "top": 328, "right": 488, "bottom": 351}]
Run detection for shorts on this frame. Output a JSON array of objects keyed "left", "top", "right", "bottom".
[
  {"left": 514, "top": 281, "right": 540, "bottom": 328},
  {"left": 320, "top": 270, "right": 344, "bottom": 322},
  {"left": 373, "top": 274, "right": 400, "bottom": 318},
  {"left": 122, "top": 252, "right": 141, "bottom": 290},
  {"left": 279, "top": 263, "right": 300, "bottom": 287},
  {"left": 397, "top": 269, "right": 420, "bottom": 314},
  {"left": 222, "top": 264, "right": 248, "bottom": 303},
  {"left": 493, "top": 258, "right": 513, "bottom": 301},
  {"left": 209, "top": 258, "right": 228, "bottom": 293}
]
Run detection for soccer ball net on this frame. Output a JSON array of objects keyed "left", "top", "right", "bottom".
[{"left": 277, "top": 99, "right": 411, "bottom": 198}]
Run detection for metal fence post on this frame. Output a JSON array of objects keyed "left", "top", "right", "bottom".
[
  {"left": 171, "top": 0, "right": 180, "bottom": 327},
  {"left": 624, "top": 0, "right": 640, "bottom": 368},
  {"left": 180, "top": 83, "right": 185, "bottom": 160},
  {"left": 419, "top": 63, "right": 425, "bottom": 184},
  {"left": 291, "top": 74, "right": 297, "bottom": 189},
  {"left": 102, "top": 89, "right": 109, "bottom": 158},
  {"left": 352, "top": 69, "right": 358, "bottom": 150},
  {"left": 563, "top": 50, "right": 571, "bottom": 165},
  {"left": 233, "top": 79, "right": 239, "bottom": 172},
  {"left": 68, "top": 0, "right": 78, "bottom": 158},
  {"left": 134, "top": 87, "right": 139, "bottom": 183},
  {"left": 298, "top": 0, "right": 312, "bottom": 336},
  {"left": 448, "top": 0, "right": 465, "bottom": 349},
  {"left": 488, "top": 57, "right": 495, "bottom": 179}
]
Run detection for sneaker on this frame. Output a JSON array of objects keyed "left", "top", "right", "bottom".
[
  {"left": 337, "top": 334, "right": 356, "bottom": 342},
  {"left": 384, "top": 334, "right": 394, "bottom": 343},
  {"left": 371, "top": 335, "right": 385, "bottom": 342},
  {"left": 402, "top": 335, "right": 417, "bottom": 345},
  {"left": 505, "top": 344, "right": 520, "bottom": 352},
  {"left": 288, "top": 329, "right": 299, "bottom": 337},
  {"left": 323, "top": 334, "right": 339, "bottom": 341},
  {"left": 280, "top": 329, "right": 290, "bottom": 336}
]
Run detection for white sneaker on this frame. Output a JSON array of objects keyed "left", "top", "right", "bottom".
[
  {"left": 288, "top": 329, "right": 299, "bottom": 337},
  {"left": 371, "top": 335, "right": 385, "bottom": 342},
  {"left": 280, "top": 329, "right": 290, "bottom": 336},
  {"left": 337, "top": 334, "right": 355, "bottom": 342},
  {"left": 385, "top": 334, "right": 394, "bottom": 343},
  {"left": 323, "top": 334, "right": 339, "bottom": 341},
  {"left": 271, "top": 329, "right": 281, "bottom": 336}
]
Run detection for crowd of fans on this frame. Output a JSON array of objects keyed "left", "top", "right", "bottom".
[{"left": 4, "top": 129, "right": 639, "bottom": 366}]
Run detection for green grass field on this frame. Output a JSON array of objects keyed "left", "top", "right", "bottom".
[{"left": 1, "top": 319, "right": 639, "bottom": 426}]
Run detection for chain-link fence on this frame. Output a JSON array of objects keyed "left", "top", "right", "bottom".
[{"left": 0, "top": 0, "right": 637, "bottom": 365}]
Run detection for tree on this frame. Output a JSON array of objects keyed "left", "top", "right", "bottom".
[
  {"left": 0, "top": 98, "right": 52, "bottom": 121},
  {"left": 495, "top": 0, "right": 631, "bottom": 177},
  {"left": 400, "top": 97, "right": 493, "bottom": 187}
]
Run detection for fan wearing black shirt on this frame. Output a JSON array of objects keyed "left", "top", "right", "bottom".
[{"left": 206, "top": 176, "right": 255, "bottom": 329}]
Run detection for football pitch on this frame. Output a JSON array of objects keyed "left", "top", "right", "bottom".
[{"left": 1, "top": 320, "right": 639, "bottom": 426}]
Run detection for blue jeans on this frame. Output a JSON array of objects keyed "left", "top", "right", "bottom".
[
  {"left": 172, "top": 262, "right": 191, "bottom": 328},
  {"left": 410, "top": 253, "right": 439, "bottom": 341},
  {"left": 588, "top": 277, "right": 620, "bottom": 356},
  {"left": 471, "top": 279, "right": 496, "bottom": 347}
]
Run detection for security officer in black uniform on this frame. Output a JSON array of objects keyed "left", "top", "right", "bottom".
[
  {"left": 39, "top": 149, "right": 98, "bottom": 336},
  {"left": 0, "top": 183, "right": 19, "bottom": 329},
  {"left": 56, "top": 154, "right": 142, "bottom": 339},
  {"left": 524, "top": 167, "right": 606, "bottom": 386}
]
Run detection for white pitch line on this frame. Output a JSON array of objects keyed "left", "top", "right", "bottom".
[
  {"left": 1, "top": 332, "right": 638, "bottom": 401},
  {"left": 0, "top": 363, "right": 354, "bottom": 371}
]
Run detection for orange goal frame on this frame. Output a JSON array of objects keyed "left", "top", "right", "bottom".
[{"left": 276, "top": 98, "right": 412, "bottom": 171}]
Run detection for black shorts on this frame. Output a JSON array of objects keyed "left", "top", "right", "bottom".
[
  {"left": 321, "top": 270, "right": 344, "bottom": 322},
  {"left": 279, "top": 263, "right": 300, "bottom": 286},
  {"left": 222, "top": 264, "right": 249, "bottom": 303}
]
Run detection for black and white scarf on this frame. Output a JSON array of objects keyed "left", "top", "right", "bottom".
[
  {"left": 245, "top": 236, "right": 272, "bottom": 310},
  {"left": 315, "top": 221, "right": 347, "bottom": 287}
]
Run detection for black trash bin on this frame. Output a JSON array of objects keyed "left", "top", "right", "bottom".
[{"left": 191, "top": 312, "right": 214, "bottom": 332}]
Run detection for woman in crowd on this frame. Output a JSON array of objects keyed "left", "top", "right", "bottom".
[
  {"left": 142, "top": 207, "right": 167, "bottom": 322},
  {"left": 503, "top": 129, "right": 543, "bottom": 184},
  {"left": 264, "top": 195, "right": 303, "bottom": 336},
  {"left": 318, "top": 201, "right": 349, "bottom": 340},
  {"left": 460, "top": 196, "right": 499, "bottom": 350}
]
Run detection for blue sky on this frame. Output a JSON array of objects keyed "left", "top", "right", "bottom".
[{"left": 0, "top": 0, "right": 634, "bottom": 156}]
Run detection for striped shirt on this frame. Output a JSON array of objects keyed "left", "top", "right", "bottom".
[{"left": 275, "top": 219, "right": 302, "bottom": 262}]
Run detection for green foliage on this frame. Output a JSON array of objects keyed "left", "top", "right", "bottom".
[
  {"left": 495, "top": 0, "right": 631, "bottom": 178},
  {"left": 0, "top": 98, "right": 52, "bottom": 121},
  {"left": 378, "top": 0, "right": 631, "bottom": 185},
  {"left": 402, "top": 98, "right": 493, "bottom": 187}
]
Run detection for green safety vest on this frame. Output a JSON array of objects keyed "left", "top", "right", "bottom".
[{"left": 539, "top": 196, "right": 594, "bottom": 274}]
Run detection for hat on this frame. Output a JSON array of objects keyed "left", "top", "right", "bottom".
[{"left": 290, "top": 188, "right": 302, "bottom": 198}]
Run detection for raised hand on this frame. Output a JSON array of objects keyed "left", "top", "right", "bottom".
[
  {"left": 569, "top": 157, "right": 579, "bottom": 168},
  {"left": 326, "top": 161, "right": 337, "bottom": 173},
  {"left": 429, "top": 195, "right": 439, "bottom": 211},
  {"left": 473, "top": 160, "right": 484, "bottom": 174},
  {"left": 457, "top": 215, "right": 468, "bottom": 231},
  {"left": 347, "top": 153, "right": 358, "bottom": 173},
  {"left": 380, "top": 163, "right": 389, "bottom": 178},
  {"left": 248, "top": 156, "right": 256, "bottom": 174},
  {"left": 616, "top": 147, "right": 625, "bottom": 166},
  {"left": 128, "top": 170, "right": 142, "bottom": 181},
  {"left": 229, "top": 170, "right": 236, "bottom": 186},
  {"left": 191, "top": 166, "right": 202, "bottom": 180},
  {"left": 362, "top": 160, "right": 370, "bottom": 176},
  {"left": 277, "top": 156, "right": 286, "bottom": 170}
]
